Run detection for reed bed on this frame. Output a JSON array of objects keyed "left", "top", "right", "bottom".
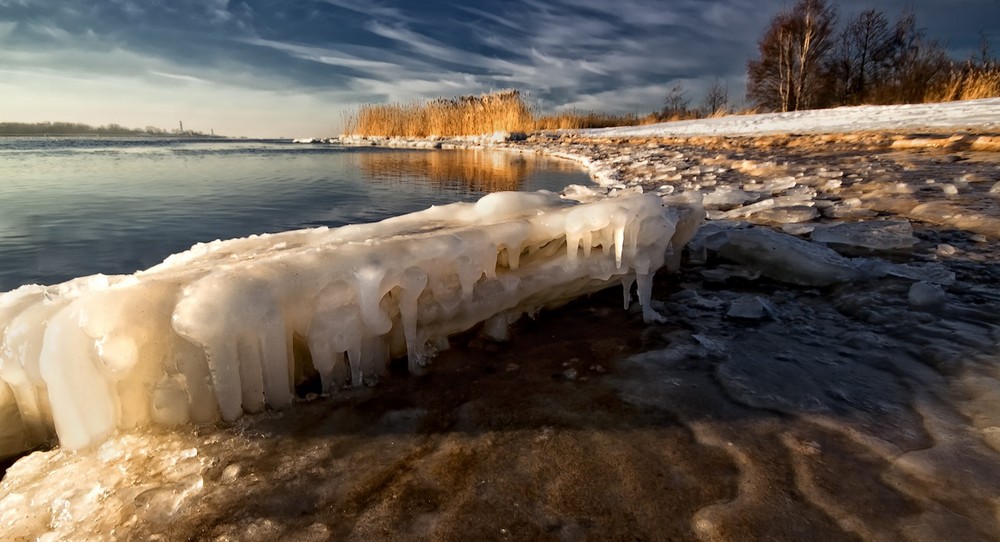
[
  {"left": 343, "top": 90, "right": 531, "bottom": 137},
  {"left": 342, "top": 90, "right": 651, "bottom": 137},
  {"left": 532, "top": 111, "right": 659, "bottom": 130},
  {"left": 925, "top": 65, "right": 1000, "bottom": 103}
]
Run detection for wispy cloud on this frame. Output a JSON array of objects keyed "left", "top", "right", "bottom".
[
  {"left": 246, "top": 38, "right": 402, "bottom": 71},
  {"left": 320, "top": 0, "right": 411, "bottom": 21},
  {"left": 150, "top": 71, "right": 207, "bottom": 84},
  {"left": 454, "top": 5, "right": 523, "bottom": 31},
  {"left": 1, "top": 0, "right": 994, "bottom": 136}
]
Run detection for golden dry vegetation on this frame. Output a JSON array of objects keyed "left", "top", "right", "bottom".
[
  {"left": 926, "top": 65, "right": 1000, "bottom": 102},
  {"left": 342, "top": 90, "right": 651, "bottom": 137}
]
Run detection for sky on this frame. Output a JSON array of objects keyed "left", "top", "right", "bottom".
[{"left": 1, "top": 0, "right": 997, "bottom": 138}]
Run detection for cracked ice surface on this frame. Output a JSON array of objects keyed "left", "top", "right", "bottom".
[{"left": 0, "top": 190, "right": 701, "bottom": 457}]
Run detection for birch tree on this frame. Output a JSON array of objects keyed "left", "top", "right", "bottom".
[{"left": 747, "top": 0, "right": 837, "bottom": 111}]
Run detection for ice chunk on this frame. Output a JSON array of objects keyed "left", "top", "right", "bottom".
[
  {"left": 716, "top": 228, "right": 866, "bottom": 286},
  {"left": 883, "top": 262, "right": 956, "bottom": 286},
  {"left": 749, "top": 206, "right": 819, "bottom": 224},
  {"left": 722, "top": 194, "right": 815, "bottom": 220},
  {"left": 743, "top": 176, "right": 797, "bottom": 194},
  {"left": 726, "top": 296, "right": 777, "bottom": 320},
  {"left": 0, "top": 191, "right": 702, "bottom": 456},
  {"left": 908, "top": 282, "right": 947, "bottom": 311},
  {"left": 810, "top": 220, "right": 917, "bottom": 251},
  {"left": 702, "top": 186, "right": 757, "bottom": 208}
]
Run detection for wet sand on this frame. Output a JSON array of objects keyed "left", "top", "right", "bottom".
[{"left": 2, "top": 132, "right": 1000, "bottom": 541}]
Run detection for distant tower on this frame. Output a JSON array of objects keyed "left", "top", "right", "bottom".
[{"left": 179, "top": 121, "right": 184, "bottom": 133}]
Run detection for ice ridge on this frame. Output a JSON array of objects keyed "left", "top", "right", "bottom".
[{"left": 0, "top": 191, "right": 701, "bottom": 456}]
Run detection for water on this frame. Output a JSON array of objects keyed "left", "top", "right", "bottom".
[{"left": 0, "top": 137, "right": 591, "bottom": 291}]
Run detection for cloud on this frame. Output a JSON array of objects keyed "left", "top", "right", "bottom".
[
  {"left": 1, "top": 0, "right": 995, "bottom": 136},
  {"left": 320, "top": 0, "right": 411, "bottom": 21},
  {"left": 150, "top": 71, "right": 207, "bottom": 84},
  {"left": 454, "top": 5, "right": 524, "bottom": 31},
  {"left": 246, "top": 38, "right": 403, "bottom": 72}
]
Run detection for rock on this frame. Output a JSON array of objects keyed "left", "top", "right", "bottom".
[
  {"left": 936, "top": 244, "right": 957, "bottom": 256},
  {"left": 489, "top": 131, "right": 527, "bottom": 143}
]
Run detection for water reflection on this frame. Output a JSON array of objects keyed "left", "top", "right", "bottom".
[
  {"left": 0, "top": 141, "right": 591, "bottom": 290},
  {"left": 356, "top": 149, "right": 579, "bottom": 193}
]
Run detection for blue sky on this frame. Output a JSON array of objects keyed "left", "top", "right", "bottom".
[{"left": 1, "top": 0, "right": 997, "bottom": 137}]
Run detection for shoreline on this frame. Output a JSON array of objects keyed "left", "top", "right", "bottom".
[{"left": 3, "top": 124, "right": 1000, "bottom": 539}]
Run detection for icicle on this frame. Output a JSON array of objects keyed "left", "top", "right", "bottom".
[
  {"left": 0, "top": 190, "right": 702, "bottom": 455},
  {"left": 398, "top": 267, "right": 428, "bottom": 373},
  {"left": 621, "top": 275, "right": 636, "bottom": 310},
  {"left": 612, "top": 208, "right": 628, "bottom": 269}
]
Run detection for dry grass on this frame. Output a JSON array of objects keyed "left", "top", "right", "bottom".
[
  {"left": 926, "top": 65, "right": 1000, "bottom": 102},
  {"left": 342, "top": 90, "right": 652, "bottom": 137},
  {"left": 532, "top": 111, "right": 661, "bottom": 130}
]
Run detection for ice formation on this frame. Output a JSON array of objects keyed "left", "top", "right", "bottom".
[
  {"left": 810, "top": 220, "right": 917, "bottom": 251},
  {"left": 0, "top": 191, "right": 701, "bottom": 457}
]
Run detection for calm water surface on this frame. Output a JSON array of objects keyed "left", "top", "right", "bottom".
[{"left": 0, "top": 137, "right": 591, "bottom": 291}]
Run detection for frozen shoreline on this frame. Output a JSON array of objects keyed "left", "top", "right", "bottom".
[{"left": 4, "top": 101, "right": 1000, "bottom": 540}]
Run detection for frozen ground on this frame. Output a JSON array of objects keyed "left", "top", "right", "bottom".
[{"left": 3, "top": 101, "right": 1000, "bottom": 541}]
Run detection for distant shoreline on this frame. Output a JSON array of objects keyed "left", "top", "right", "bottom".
[{"left": 0, "top": 133, "right": 226, "bottom": 138}]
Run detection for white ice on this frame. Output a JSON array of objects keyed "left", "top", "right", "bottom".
[{"left": 0, "top": 190, "right": 702, "bottom": 457}]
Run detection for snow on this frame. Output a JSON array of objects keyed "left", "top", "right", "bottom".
[
  {"left": 0, "top": 190, "right": 702, "bottom": 457},
  {"left": 579, "top": 98, "right": 1000, "bottom": 138}
]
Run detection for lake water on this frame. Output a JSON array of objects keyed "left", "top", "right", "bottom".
[{"left": 0, "top": 137, "right": 591, "bottom": 292}]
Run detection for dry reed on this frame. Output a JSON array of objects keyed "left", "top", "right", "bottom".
[
  {"left": 342, "top": 90, "right": 651, "bottom": 137},
  {"left": 925, "top": 65, "right": 1000, "bottom": 102}
]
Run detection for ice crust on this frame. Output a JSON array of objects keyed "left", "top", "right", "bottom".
[{"left": 0, "top": 191, "right": 701, "bottom": 457}]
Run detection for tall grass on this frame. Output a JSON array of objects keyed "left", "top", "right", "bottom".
[
  {"left": 925, "top": 64, "right": 1000, "bottom": 103},
  {"left": 343, "top": 90, "right": 532, "bottom": 137},
  {"left": 342, "top": 90, "right": 651, "bottom": 137},
  {"left": 532, "top": 110, "right": 659, "bottom": 130}
]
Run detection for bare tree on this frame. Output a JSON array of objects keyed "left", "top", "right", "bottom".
[
  {"left": 747, "top": 0, "right": 837, "bottom": 111},
  {"left": 702, "top": 79, "right": 729, "bottom": 116},
  {"left": 828, "top": 9, "right": 896, "bottom": 104},
  {"left": 972, "top": 31, "right": 997, "bottom": 69},
  {"left": 875, "top": 10, "right": 951, "bottom": 103},
  {"left": 661, "top": 83, "right": 690, "bottom": 119}
]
